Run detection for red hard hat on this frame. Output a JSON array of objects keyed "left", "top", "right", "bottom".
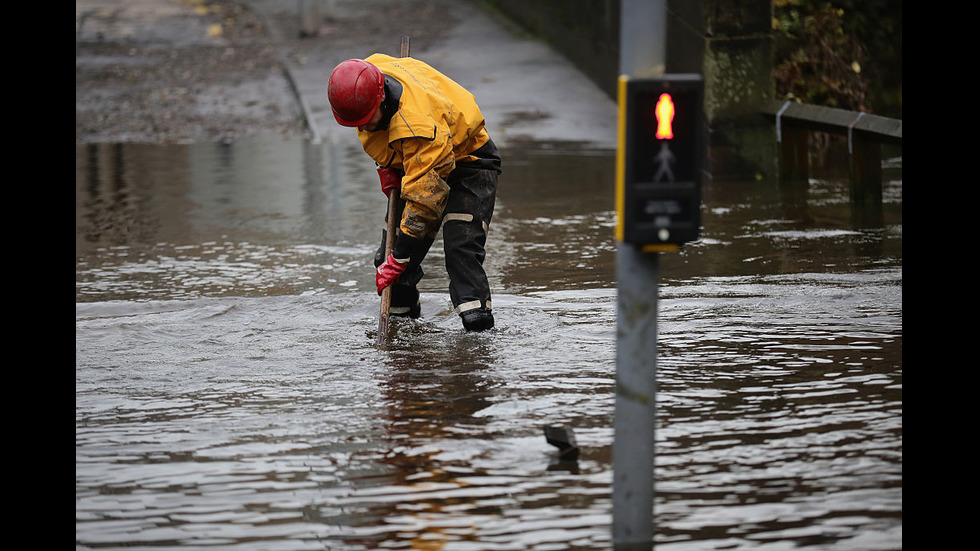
[{"left": 327, "top": 59, "right": 385, "bottom": 127}]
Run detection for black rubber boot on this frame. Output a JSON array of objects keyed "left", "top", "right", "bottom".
[
  {"left": 460, "top": 307, "right": 494, "bottom": 331},
  {"left": 389, "top": 284, "right": 421, "bottom": 319}
]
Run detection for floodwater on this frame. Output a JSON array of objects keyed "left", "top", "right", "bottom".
[{"left": 76, "top": 134, "right": 902, "bottom": 550}]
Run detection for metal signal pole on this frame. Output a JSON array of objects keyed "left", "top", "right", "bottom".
[{"left": 613, "top": 0, "right": 666, "bottom": 547}]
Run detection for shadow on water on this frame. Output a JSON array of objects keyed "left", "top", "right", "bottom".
[{"left": 76, "top": 134, "right": 901, "bottom": 550}]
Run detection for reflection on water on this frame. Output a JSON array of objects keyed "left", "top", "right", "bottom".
[{"left": 76, "top": 134, "right": 901, "bottom": 550}]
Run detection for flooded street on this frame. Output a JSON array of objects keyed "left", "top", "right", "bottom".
[{"left": 76, "top": 135, "right": 902, "bottom": 550}]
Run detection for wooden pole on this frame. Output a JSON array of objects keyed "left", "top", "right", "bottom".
[{"left": 376, "top": 36, "right": 411, "bottom": 346}]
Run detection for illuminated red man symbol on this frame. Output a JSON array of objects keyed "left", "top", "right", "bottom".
[{"left": 655, "top": 93, "right": 675, "bottom": 140}]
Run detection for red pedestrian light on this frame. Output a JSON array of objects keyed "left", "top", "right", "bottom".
[{"left": 655, "top": 93, "right": 675, "bottom": 140}]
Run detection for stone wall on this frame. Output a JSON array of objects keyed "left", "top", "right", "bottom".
[{"left": 674, "top": 0, "right": 775, "bottom": 178}]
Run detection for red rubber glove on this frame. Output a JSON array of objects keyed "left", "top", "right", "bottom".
[
  {"left": 377, "top": 168, "right": 401, "bottom": 198},
  {"left": 376, "top": 253, "right": 407, "bottom": 295}
]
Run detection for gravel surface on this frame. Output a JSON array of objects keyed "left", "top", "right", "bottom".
[
  {"left": 76, "top": 0, "right": 309, "bottom": 144},
  {"left": 75, "top": 0, "right": 457, "bottom": 145}
]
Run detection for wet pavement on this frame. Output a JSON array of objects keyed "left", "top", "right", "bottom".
[{"left": 240, "top": 0, "right": 618, "bottom": 149}]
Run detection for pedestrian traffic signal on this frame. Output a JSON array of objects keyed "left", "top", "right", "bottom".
[{"left": 616, "top": 74, "right": 704, "bottom": 250}]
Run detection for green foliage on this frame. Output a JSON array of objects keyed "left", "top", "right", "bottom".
[{"left": 772, "top": 0, "right": 873, "bottom": 113}]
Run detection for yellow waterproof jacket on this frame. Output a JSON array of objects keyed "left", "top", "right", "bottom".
[{"left": 358, "top": 54, "right": 491, "bottom": 240}]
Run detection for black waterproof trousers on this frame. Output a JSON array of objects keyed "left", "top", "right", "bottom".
[{"left": 375, "top": 140, "right": 501, "bottom": 324}]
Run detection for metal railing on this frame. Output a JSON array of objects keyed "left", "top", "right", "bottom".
[{"left": 760, "top": 100, "right": 902, "bottom": 202}]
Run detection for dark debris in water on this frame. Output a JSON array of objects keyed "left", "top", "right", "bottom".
[{"left": 544, "top": 425, "right": 580, "bottom": 461}]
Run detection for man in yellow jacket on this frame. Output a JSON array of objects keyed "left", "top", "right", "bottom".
[{"left": 326, "top": 54, "right": 501, "bottom": 331}]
